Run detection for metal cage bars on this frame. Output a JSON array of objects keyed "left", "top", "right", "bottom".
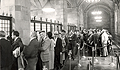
[{"left": 31, "top": 17, "right": 62, "bottom": 33}]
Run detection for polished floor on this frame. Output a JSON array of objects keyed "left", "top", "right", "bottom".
[{"left": 61, "top": 45, "right": 119, "bottom": 70}]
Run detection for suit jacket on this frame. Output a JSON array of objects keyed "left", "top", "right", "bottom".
[
  {"left": 12, "top": 37, "right": 24, "bottom": 53},
  {"left": 24, "top": 38, "right": 39, "bottom": 59},
  {"left": 55, "top": 37, "right": 62, "bottom": 55},
  {"left": 0, "top": 38, "right": 13, "bottom": 67},
  {"left": 40, "top": 37, "right": 51, "bottom": 62},
  {"left": 93, "top": 33, "right": 99, "bottom": 44}
]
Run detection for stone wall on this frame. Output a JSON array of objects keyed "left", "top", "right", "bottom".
[{"left": 1, "top": 0, "right": 30, "bottom": 45}]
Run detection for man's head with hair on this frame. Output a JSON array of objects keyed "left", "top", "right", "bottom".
[
  {"left": 61, "top": 30, "right": 66, "bottom": 37},
  {"left": 31, "top": 31, "right": 37, "bottom": 38},
  {"left": 12, "top": 31, "right": 19, "bottom": 37},
  {"left": 40, "top": 30, "right": 46, "bottom": 39},
  {"left": 47, "top": 32, "right": 52, "bottom": 39},
  {"left": 12, "top": 31, "right": 19, "bottom": 39},
  {"left": 0, "top": 31, "right": 6, "bottom": 37},
  {"left": 61, "top": 30, "right": 66, "bottom": 33}
]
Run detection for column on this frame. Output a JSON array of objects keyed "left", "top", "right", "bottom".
[{"left": 63, "top": 0, "right": 68, "bottom": 31}]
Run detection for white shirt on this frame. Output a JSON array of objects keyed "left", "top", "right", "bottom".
[
  {"left": 30, "top": 37, "right": 36, "bottom": 41},
  {"left": 14, "top": 37, "right": 19, "bottom": 42},
  {"left": 101, "top": 32, "right": 109, "bottom": 44}
]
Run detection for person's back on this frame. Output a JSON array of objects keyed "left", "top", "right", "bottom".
[
  {"left": 93, "top": 33, "right": 99, "bottom": 44},
  {"left": 0, "top": 34, "right": 13, "bottom": 70}
]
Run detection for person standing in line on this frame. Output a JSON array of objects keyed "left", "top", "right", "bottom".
[
  {"left": 39, "top": 31, "right": 51, "bottom": 69},
  {"left": 101, "top": 29, "right": 109, "bottom": 57},
  {"left": 71, "top": 31, "right": 77, "bottom": 60},
  {"left": 36, "top": 31, "right": 43, "bottom": 70},
  {"left": 61, "top": 30, "right": 69, "bottom": 61},
  {"left": 54, "top": 31, "right": 63, "bottom": 70},
  {"left": 92, "top": 30, "right": 99, "bottom": 56},
  {"left": 11, "top": 31, "right": 24, "bottom": 70},
  {"left": 0, "top": 31, "right": 13, "bottom": 70},
  {"left": 24, "top": 31, "right": 39, "bottom": 70},
  {"left": 47, "top": 32, "right": 55, "bottom": 70}
]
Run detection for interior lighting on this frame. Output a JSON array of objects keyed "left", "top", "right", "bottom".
[
  {"left": 91, "top": 11, "right": 102, "bottom": 15},
  {"left": 86, "top": 0, "right": 101, "bottom": 3},
  {"left": 94, "top": 16, "right": 102, "bottom": 19},
  {"left": 96, "top": 20, "right": 102, "bottom": 22},
  {"left": 42, "top": 0, "right": 55, "bottom": 13}
]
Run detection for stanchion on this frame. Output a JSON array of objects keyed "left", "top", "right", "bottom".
[
  {"left": 87, "top": 62, "right": 91, "bottom": 70},
  {"left": 116, "top": 53, "right": 119, "bottom": 70},
  {"left": 92, "top": 47, "right": 94, "bottom": 70},
  {"left": 94, "top": 44, "right": 98, "bottom": 63},
  {"left": 77, "top": 43, "right": 81, "bottom": 67},
  {"left": 109, "top": 56, "right": 115, "bottom": 67},
  {"left": 68, "top": 50, "right": 72, "bottom": 70},
  {"left": 82, "top": 42, "right": 86, "bottom": 59},
  {"left": 109, "top": 47, "right": 116, "bottom": 67}
]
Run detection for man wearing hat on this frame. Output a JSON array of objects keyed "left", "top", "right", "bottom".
[{"left": 0, "top": 31, "right": 13, "bottom": 70}]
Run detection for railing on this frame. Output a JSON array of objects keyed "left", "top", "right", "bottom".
[
  {"left": 0, "top": 14, "right": 13, "bottom": 43},
  {"left": 115, "top": 35, "right": 120, "bottom": 46},
  {"left": 31, "top": 16, "right": 62, "bottom": 32},
  {"left": 112, "top": 40, "right": 120, "bottom": 70}
]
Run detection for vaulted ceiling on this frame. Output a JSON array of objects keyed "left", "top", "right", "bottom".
[{"left": 30, "top": 0, "right": 120, "bottom": 12}]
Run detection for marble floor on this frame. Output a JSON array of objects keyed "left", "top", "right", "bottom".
[{"left": 61, "top": 45, "right": 120, "bottom": 70}]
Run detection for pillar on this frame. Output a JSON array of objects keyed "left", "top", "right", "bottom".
[
  {"left": 63, "top": 0, "right": 68, "bottom": 31},
  {"left": 1, "top": 0, "right": 30, "bottom": 45}
]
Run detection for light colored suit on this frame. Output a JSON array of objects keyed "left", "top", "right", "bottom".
[
  {"left": 40, "top": 37, "right": 51, "bottom": 69},
  {"left": 40, "top": 37, "right": 51, "bottom": 62},
  {"left": 49, "top": 39, "right": 55, "bottom": 69},
  {"left": 101, "top": 32, "right": 109, "bottom": 56}
]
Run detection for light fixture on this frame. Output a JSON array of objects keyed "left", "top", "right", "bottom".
[
  {"left": 85, "top": 0, "right": 101, "bottom": 3},
  {"left": 91, "top": 11, "right": 102, "bottom": 15},
  {"left": 94, "top": 16, "right": 102, "bottom": 19},
  {"left": 42, "top": 0, "right": 55, "bottom": 13},
  {"left": 96, "top": 20, "right": 102, "bottom": 22}
]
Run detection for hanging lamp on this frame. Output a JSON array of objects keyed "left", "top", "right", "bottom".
[
  {"left": 85, "top": 0, "right": 101, "bottom": 3},
  {"left": 42, "top": 0, "right": 55, "bottom": 13}
]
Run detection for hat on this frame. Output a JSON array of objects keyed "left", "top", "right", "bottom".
[
  {"left": 54, "top": 31, "right": 58, "bottom": 35},
  {"left": 0, "top": 31, "right": 6, "bottom": 37}
]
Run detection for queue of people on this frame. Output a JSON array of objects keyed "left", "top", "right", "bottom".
[{"left": 0, "top": 28, "right": 112, "bottom": 70}]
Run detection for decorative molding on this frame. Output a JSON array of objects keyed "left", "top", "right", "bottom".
[{"left": 67, "top": 1, "right": 71, "bottom": 8}]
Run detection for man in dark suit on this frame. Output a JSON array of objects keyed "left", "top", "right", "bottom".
[
  {"left": 54, "top": 31, "right": 62, "bottom": 70},
  {"left": 24, "top": 31, "right": 39, "bottom": 70},
  {"left": 0, "top": 31, "right": 13, "bottom": 70},
  {"left": 11, "top": 31, "right": 24, "bottom": 70}
]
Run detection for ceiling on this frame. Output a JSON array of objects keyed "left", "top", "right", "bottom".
[{"left": 30, "top": 0, "right": 120, "bottom": 12}]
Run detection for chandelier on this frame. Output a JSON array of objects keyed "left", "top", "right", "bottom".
[
  {"left": 96, "top": 19, "right": 102, "bottom": 22},
  {"left": 42, "top": 0, "right": 55, "bottom": 13},
  {"left": 91, "top": 11, "right": 102, "bottom": 15},
  {"left": 94, "top": 16, "right": 102, "bottom": 19},
  {"left": 85, "top": 0, "right": 101, "bottom": 3}
]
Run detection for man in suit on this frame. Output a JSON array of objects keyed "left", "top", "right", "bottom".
[
  {"left": 39, "top": 31, "right": 51, "bottom": 69},
  {"left": 11, "top": 31, "right": 24, "bottom": 70},
  {"left": 0, "top": 31, "right": 13, "bottom": 70},
  {"left": 24, "top": 31, "right": 39, "bottom": 70},
  {"left": 54, "top": 31, "right": 62, "bottom": 70},
  {"left": 61, "top": 30, "right": 69, "bottom": 63},
  {"left": 36, "top": 31, "right": 43, "bottom": 70}
]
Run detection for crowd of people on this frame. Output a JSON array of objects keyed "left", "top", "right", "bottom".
[{"left": 0, "top": 28, "right": 113, "bottom": 70}]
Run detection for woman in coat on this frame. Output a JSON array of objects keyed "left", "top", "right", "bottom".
[{"left": 47, "top": 32, "right": 55, "bottom": 70}]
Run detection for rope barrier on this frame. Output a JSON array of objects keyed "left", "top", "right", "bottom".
[{"left": 84, "top": 42, "right": 108, "bottom": 49}]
